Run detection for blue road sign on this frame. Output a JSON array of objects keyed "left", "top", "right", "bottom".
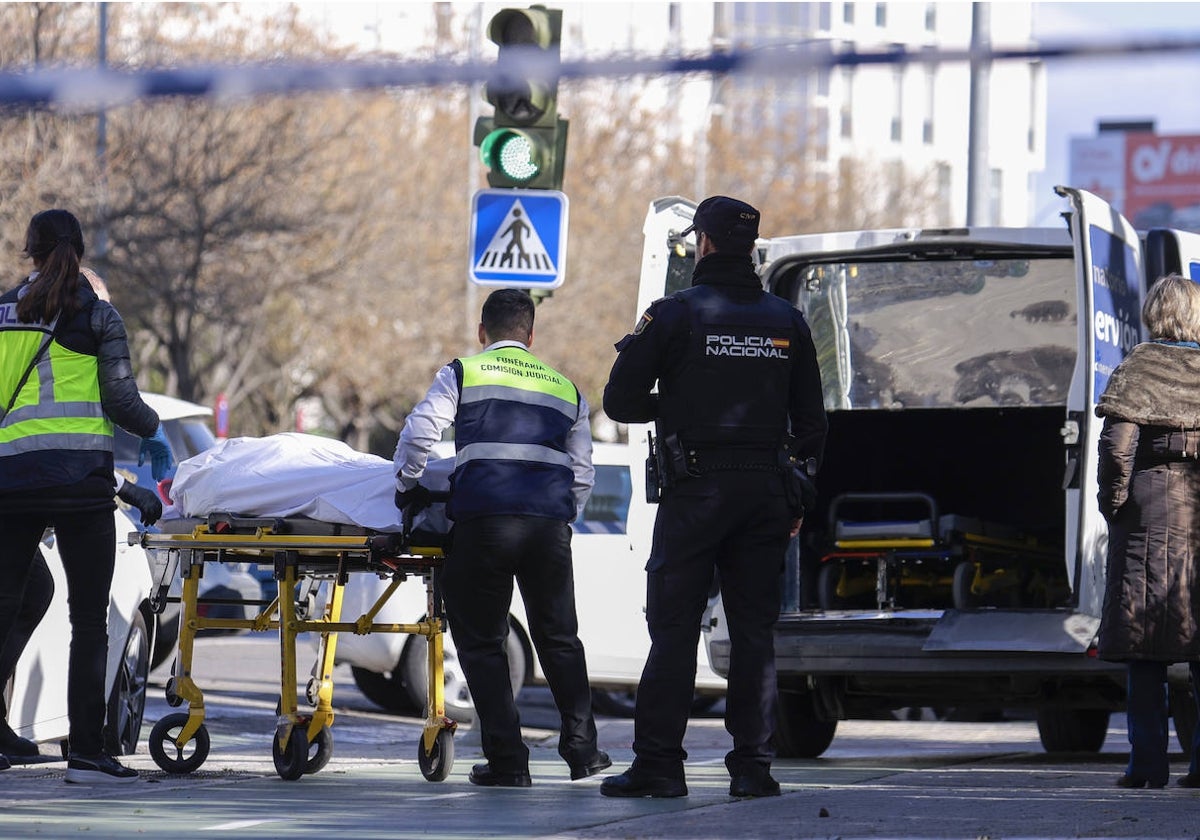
[{"left": 470, "top": 189, "right": 568, "bottom": 289}]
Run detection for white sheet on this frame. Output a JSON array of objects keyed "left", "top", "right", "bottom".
[{"left": 168, "top": 432, "right": 451, "bottom": 533}]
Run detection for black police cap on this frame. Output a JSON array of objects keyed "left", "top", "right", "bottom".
[{"left": 680, "top": 196, "right": 760, "bottom": 251}]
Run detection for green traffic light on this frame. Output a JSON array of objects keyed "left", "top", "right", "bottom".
[
  {"left": 474, "top": 7, "right": 566, "bottom": 190},
  {"left": 480, "top": 127, "right": 544, "bottom": 184}
]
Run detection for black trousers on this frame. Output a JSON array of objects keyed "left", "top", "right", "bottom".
[
  {"left": 0, "top": 548, "right": 55, "bottom": 723},
  {"left": 1125, "top": 660, "right": 1200, "bottom": 783},
  {"left": 632, "top": 471, "right": 791, "bottom": 779},
  {"left": 442, "top": 514, "right": 599, "bottom": 773},
  {"left": 0, "top": 509, "right": 116, "bottom": 756}
]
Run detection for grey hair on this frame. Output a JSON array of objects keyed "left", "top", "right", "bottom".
[{"left": 1143, "top": 273, "right": 1200, "bottom": 342}]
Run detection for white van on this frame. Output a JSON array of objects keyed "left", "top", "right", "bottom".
[
  {"left": 330, "top": 441, "right": 725, "bottom": 721},
  {"left": 636, "top": 189, "right": 1200, "bottom": 758}
]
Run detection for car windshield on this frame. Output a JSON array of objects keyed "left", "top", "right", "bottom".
[
  {"left": 114, "top": 416, "right": 216, "bottom": 463},
  {"left": 789, "top": 256, "right": 1078, "bottom": 410}
]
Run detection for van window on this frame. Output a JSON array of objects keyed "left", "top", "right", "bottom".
[
  {"left": 790, "top": 256, "right": 1077, "bottom": 410},
  {"left": 573, "top": 464, "right": 631, "bottom": 534}
]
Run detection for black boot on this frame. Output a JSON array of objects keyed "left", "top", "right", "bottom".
[{"left": 0, "top": 719, "right": 38, "bottom": 758}]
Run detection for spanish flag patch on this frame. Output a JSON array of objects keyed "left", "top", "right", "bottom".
[{"left": 633, "top": 311, "right": 653, "bottom": 335}]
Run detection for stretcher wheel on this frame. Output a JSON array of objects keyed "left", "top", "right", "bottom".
[
  {"left": 305, "top": 726, "right": 334, "bottom": 775},
  {"left": 418, "top": 728, "right": 454, "bottom": 782},
  {"left": 817, "top": 562, "right": 841, "bottom": 610},
  {"left": 149, "top": 713, "right": 211, "bottom": 774},
  {"left": 273, "top": 727, "right": 308, "bottom": 781},
  {"left": 952, "top": 561, "right": 977, "bottom": 609}
]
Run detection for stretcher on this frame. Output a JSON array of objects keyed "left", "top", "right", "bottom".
[
  {"left": 133, "top": 509, "right": 455, "bottom": 781},
  {"left": 816, "top": 492, "right": 1067, "bottom": 611}
]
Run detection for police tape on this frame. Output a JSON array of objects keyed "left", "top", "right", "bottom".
[{"left": 3, "top": 36, "right": 1200, "bottom": 108}]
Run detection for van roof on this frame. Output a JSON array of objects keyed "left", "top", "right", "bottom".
[{"left": 763, "top": 226, "right": 1072, "bottom": 262}]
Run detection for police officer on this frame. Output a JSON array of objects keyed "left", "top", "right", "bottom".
[
  {"left": 599, "top": 196, "right": 827, "bottom": 799},
  {"left": 393, "top": 288, "right": 610, "bottom": 787}
]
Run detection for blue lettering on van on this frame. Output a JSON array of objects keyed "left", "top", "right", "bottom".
[{"left": 1089, "top": 225, "right": 1142, "bottom": 398}]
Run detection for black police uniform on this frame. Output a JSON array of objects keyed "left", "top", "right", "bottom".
[{"left": 603, "top": 247, "right": 827, "bottom": 786}]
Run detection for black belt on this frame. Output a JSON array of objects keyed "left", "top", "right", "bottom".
[{"left": 685, "top": 448, "right": 781, "bottom": 475}]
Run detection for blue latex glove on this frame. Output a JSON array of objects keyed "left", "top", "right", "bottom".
[{"left": 138, "top": 424, "right": 175, "bottom": 481}]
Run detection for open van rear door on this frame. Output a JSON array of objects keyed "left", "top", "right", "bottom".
[
  {"left": 1145, "top": 228, "right": 1200, "bottom": 282},
  {"left": 1055, "top": 186, "right": 1145, "bottom": 617}
]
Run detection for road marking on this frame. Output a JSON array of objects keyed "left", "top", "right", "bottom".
[{"left": 200, "top": 819, "right": 282, "bottom": 831}]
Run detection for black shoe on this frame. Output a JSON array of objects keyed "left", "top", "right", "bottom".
[
  {"left": 468, "top": 763, "right": 531, "bottom": 788},
  {"left": 599, "top": 768, "right": 687, "bottom": 798},
  {"left": 1116, "top": 773, "right": 1166, "bottom": 789},
  {"left": 0, "top": 753, "right": 10, "bottom": 771},
  {"left": 730, "top": 772, "right": 781, "bottom": 798},
  {"left": 0, "top": 723, "right": 39, "bottom": 758},
  {"left": 65, "top": 753, "right": 138, "bottom": 785},
  {"left": 570, "top": 751, "right": 612, "bottom": 780},
  {"left": 1177, "top": 772, "right": 1200, "bottom": 789}
]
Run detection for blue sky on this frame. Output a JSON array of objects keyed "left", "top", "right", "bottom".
[{"left": 1030, "top": 2, "right": 1200, "bottom": 224}]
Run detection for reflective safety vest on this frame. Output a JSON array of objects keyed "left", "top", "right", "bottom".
[
  {"left": 0, "top": 305, "right": 113, "bottom": 489},
  {"left": 450, "top": 346, "right": 579, "bottom": 522}
]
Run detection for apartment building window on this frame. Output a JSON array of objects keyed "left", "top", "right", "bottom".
[
  {"left": 841, "top": 67, "right": 854, "bottom": 138},
  {"left": 924, "top": 3, "right": 936, "bottom": 32},
  {"left": 891, "top": 66, "right": 903, "bottom": 142},
  {"left": 818, "top": 2, "right": 831, "bottom": 31},
  {"left": 843, "top": 1, "right": 854, "bottom": 24},
  {"left": 1028, "top": 60, "right": 1043, "bottom": 153},
  {"left": 989, "top": 168, "right": 1003, "bottom": 225},
  {"left": 923, "top": 69, "right": 935, "bottom": 145},
  {"left": 875, "top": 2, "right": 887, "bottom": 27},
  {"left": 937, "top": 163, "right": 953, "bottom": 224},
  {"left": 814, "top": 106, "right": 830, "bottom": 155}
]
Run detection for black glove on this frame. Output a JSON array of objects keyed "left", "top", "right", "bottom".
[
  {"left": 117, "top": 481, "right": 164, "bottom": 527},
  {"left": 394, "top": 485, "right": 433, "bottom": 511}
]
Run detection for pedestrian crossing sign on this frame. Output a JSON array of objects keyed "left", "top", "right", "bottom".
[{"left": 470, "top": 188, "right": 568, "bottom": 289}]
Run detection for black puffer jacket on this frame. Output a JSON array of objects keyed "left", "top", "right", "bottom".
[
  {"left": 0, "top": 277, "right": 159, "bottom": 512},
  {"left": 1095, "top": 341, "right": 1200, "bottom": 662}
]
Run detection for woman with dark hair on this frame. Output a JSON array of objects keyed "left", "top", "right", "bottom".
[
  {"left": 0, "top": 209, "right": 172, "bottom": 783},
  {"left": 1097, "top": 272, "right": 1200, "bottom": 790}
]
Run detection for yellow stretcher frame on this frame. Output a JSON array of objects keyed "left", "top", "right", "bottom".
[{"left": 134, "top": 515, "right": 456, "bottom": 782}]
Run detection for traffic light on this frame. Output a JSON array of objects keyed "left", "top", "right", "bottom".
[{"left": 474, "top": 6, "right": 568, "bottom": 190}]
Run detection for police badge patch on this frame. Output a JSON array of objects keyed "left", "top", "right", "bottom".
[{"left": 633, "top": 311, "right": 653, "bottom": 335}]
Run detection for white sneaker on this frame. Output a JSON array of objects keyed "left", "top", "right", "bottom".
[{"left": 64, "top": 753, "right": 138, "bottom": 784}]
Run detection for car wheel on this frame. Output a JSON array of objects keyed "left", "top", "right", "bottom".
[
  {"left": 349, "top": 663, "right": 420, "bottom": 716},
  {"left": 591, "top": 687, "right": 721, "bottom": 718},
  {"left": 774, "top": 686, "right": 837, "bottom": 758},
  {"left": 591, "top": 687, "right": 638, "bottom": 717},
  {"left": 399, "top": 619, "right": 526, "bottom": 724},
  {"left": 1036, "top": 707, "right": 1110, "bottom": 753},
  {"left": 1170, "top": 685, "right": 1197, "bottom": 754},
  {"left": 103, "top": 608, "right": 150, "bottom": 756}
]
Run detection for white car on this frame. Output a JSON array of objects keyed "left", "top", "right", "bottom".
[{"left": 331, "top": 441, "right": 726, "bottom": 721}]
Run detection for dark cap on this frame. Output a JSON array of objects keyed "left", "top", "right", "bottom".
[{"left": 680, "top": 195, "right": 760, "bottom": 251}]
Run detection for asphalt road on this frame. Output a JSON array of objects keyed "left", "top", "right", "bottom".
[{"left": 2, "top": 636, "right": 1199, "bottom": 839}]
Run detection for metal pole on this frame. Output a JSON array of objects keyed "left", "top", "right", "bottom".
[
  {"left": 965, "top": 2, "right": 990, "bottom": 226},
  {"left": 465, "top": 2, "right": 482, "bottom": 351},
  {"left": 95, "top": 1, "right": 109, "bottom": 260}
]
